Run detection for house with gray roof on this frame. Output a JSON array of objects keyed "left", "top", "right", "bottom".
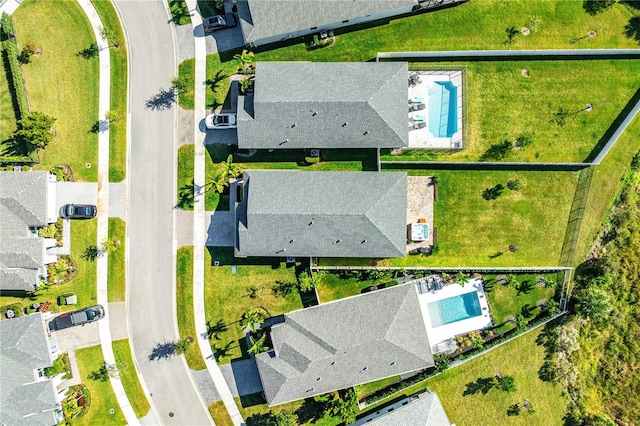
[
  {"left": 0, "top": 313, "right": 64, "bottom": 425},
  {"left": 237, "top": 62, "right": 409, "bottom": 150},
  {"left": 236, "top": 0, "right": 474, "bottom": 48},
  {"left": 352, "top": 391, "right": 451, "bottom": 425},
  {"left": 235, "top": 170, "right": 407, "bottom": 258},
  {"left": 0, "top": 171, "right": 58, "bottom": 293},
  {"left": 256, "top": 282, "right": 433, "bottom": 406}
]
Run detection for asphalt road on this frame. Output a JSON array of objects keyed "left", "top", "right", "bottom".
[{"left": 113, "top": 1, "right": 212, "bottom": 424}]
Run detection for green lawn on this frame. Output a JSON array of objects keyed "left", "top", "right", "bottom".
[
  {"left": 209, "top": 401, "right": 234, "bottom": 426},
  {"left": 74, "top": 345, "right": 126, "bottom": 426},
  {"left": 356, "top": 376, "right": 401, "bottom": 401},
  {"left": 235, "top": 394, "right": 340, "bottom": 426},
  {"left": 179, "top": 54, "right": 240, "bottom": 110},
  {"left": 316, "top": 271, "right": 395, "bottom": 303},
  {"left": 13, "top": 0, "right": 99, "bottom": 181},
  {"left": 484, "top": 273, "right": 561, "bottom": 325},
  {"left": 0, "top": 42, "right": 17, "bottom": 144},
  {"left": 91, "top": 0, "right": 128, "bottom": 182},
  {"left": 204, "top": 248, "right": 303, "bottom": 364},
  {"left": 381, "top": 60, "right": 640, "bottom": 163},
  {"left": 576, "top": 117, "right": 640, "bottom": 262},
  {"left": 176, "top": 246, "right": 206, "bottom": 370},
  {"left": 0, "top": 219, "right": 97, "bottom": 311},
  {"left": 107, "top": 218, "right": 125, "bottom": 302},
  {"left": 112, "top": 339, "right": 151, "bottom": 418},
  {"left": 254, "top": 0, "right": 639, "bottom": 63},
  {"left": 177, "top": 144, "right": 195, "bottom": 210},
  {"left": 361, "top": 326, "right": 565, "bottom": 425}
]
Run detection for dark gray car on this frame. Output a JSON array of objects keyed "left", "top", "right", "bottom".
[
  {"left": 203, "top": 13, "right": 237, "bottom": 32},
  {"left": 48, "top": 305, "right": 105, "bottom": 331},
  {"left": 61, "top": 204, "right": 97, "bottom": 219}
]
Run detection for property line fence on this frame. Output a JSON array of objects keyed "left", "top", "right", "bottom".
[
  {"left": 381, "top": 161, "right": 590, "bottom": 172},
  {"left": 314, "top": 265, "right": 571, "bottom": 273},
  {"left": 592, "top": 88, "right": 640, "bottom": 164},
  {"left": 376, "top": 49, "right": 640, "bottom": 62},
  {"left": 559, "top": 166, "right": 595, "bottom": 267}
]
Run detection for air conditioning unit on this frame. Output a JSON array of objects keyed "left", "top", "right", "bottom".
[{"left": 309, "top": 149, "right": 320, "bottom": 157}]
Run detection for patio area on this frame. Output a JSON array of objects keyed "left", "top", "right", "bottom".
[
  {"left": 414, "top": 277, "right": 492, "bottom": 354},
  {"left": 407, "top": 70, "right": 464, "bottom": 149},
  {"left": 406, "top": 176, "right": 435, "bottom": 253}
]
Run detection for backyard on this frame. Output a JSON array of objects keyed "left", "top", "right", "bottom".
[
  {"left": 203, "top": 247, "right": 303, "bottom": 364},
  {"left": 0, "top": 41, "right": 17, "bottom": 145},
  {"left": 12, "top": 0, "right": 99, "bottom": 181}
]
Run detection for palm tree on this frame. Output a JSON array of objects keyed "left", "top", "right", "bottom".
[
  {"left": 242, "top": 307, "right": 268, "bottom": 332},
  {"left": 248, "top": 333, "right": 268, "bottom": 355},
  {"left": 544, "top": 276, "right": 557, "bottom": 289},
  {"left": 507, "top": 274, "right": 519, "bottom": 289},
  {"left": 457, "top": 272, "right": 470, "bottom": 287},
  {"left": 239, "top": 77, "right": 252, "bottom": 94},
  {"left": 220, "top": 154, "right": 242, "bottom": 179},
  {"left": 233, "top": 49, "right": 255, "bottom": 71},
  {"left": 471, "top": 335, "right": 484, "bottom": 350},
  {"left": 546, "top": 299, "right": 560, "bottom": 315},
  {"left": 206, "top": 172, "right": 227, "bottom": 194}
]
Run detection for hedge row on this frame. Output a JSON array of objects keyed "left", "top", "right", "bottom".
[{"left": 2, "top": 12, "right": 29, "bottom": 119}]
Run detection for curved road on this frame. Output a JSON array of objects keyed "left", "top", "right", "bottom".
[{"left": 113, "top": 1, "right": 212, "bottom": 424}]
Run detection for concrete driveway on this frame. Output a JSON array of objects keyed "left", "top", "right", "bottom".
[{"left": 56, "top": 182, "right": 98, "bottom": 214}]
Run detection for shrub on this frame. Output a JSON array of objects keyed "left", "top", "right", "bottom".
[
  {"left": 38, "top": 223, "right": 57, "bottom": 238},
  {"left": 16, "top": 112, "right": 57, "bottom": 151},
  {"left": 2, "top": 14, "right": 29, "bottom": 120}
]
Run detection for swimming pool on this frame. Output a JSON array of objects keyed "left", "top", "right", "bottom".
[
  {"left": 427, "top": 81, "right": 458, "bottom": 138},
  {"left": 427, "top": 292, "right": 482, "bottom": 327}
]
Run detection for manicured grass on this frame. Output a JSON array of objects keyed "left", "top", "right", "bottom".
[
  {"left": 381, "top": 60, "right": 640, "bottom": 163},
  {"left": 0, "top": 219, "right": 98, "bottom": 311},
  {"left": 316, "top": 271, "right": 395, "bottom": 303},
  {"left": 356, "top": 376, "right": 401, "bottom": 401},
  {"left": 208, "top": 401, "right": 234, "bottom": 426},
  {"left": 0, "top": 43, "right": 17, "bottom": 144},
  {"left": 112, "top": 339, "right": 151, "bottom": 418},
  {"left": 254, "top": 0, "right": 639, "bottom": 63},
  {"left": 169, "top": 0, "right": 191, "bottom": 25},
  {"left": 176, "top": 246, "right": 206, "bottom": 370},
  {"left": 576, "top": 117, "right": 640, "bottom": 262},
  {"left": 13, "top": 0, "right": 99, "bottom": 181},
  {"left": 235, "top": 394, "right": 340, "bottom": 426},
  {"left": 177, "top": 144, "right": 195, "bottom": 210},
  {"left": 204, "top": 248, "right": 303, "bottom": 364},
  {"left": 107, "top": 218, "right": 125, "bottom": 302},
  {"left": 74, "top": 345, "right": 126, "bottom": 426},
  {"left": 484, "top": 273, "right": 560, "bottom": 325},
  {"left": 180, "top": 54, "right": 240, "bottom": 110},
  {"left": 177, "top": 58, "right": 195, "bottom": 109},
  {"left": 91, "top": 0, "right": 128, "bottom": 182},
  {"left": 362, "top": 327, "right": 565, "bottom": 425}
]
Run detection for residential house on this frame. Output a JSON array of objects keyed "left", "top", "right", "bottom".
[
  {"left": 0, "top": 171, "right": 58, "bottom": 293},
  {"left": 255, "top": 282, "right": 434, "bottom": 406},
  {"left": 237, "top": 62, "right": 409, "bottom": 150},
  {"left": 0, "top": 313, "right": 64, "bottom": 425},
  {"left": 352, "top": 391, "right": 452, "bottom": 425},
  {"left": 235, "top": 170, "right": 407, "bottom": 258},
  {"left": 236, "top": 0, "right": 467, "bottom": 48}
]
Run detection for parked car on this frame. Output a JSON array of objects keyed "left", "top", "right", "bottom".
[
  {"left": 48, "top": 305, "right": 105, "bottom": 331},
  {"left": 61, "top": 204, "right": 97, "bottom": 219},
  {"left": 203, "top": 14, "right": 237, "bottom": 32},
  {"left": 205, "top": 113, "right": 237, "bottom": 130}
]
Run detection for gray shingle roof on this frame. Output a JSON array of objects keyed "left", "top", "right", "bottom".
[
  {"left": 235, "top": 170, "right": 407, "bottom": 258},
  {"left": 365, "top": 392, "right": 451, "bottom": 426},
  {"left": 0, "top": 313, "right": 59, "bottom": 426},
  {"left": 0, "top": 172, "right": 54, "bottom": 293},
  {"left": 237, "top": 62, "right": 409, "bottom": 149},
  {"left": 256, "top": 283, "right": 433, "bottom": 406},
  {"left": 237, "top": 0, "right": 417, "bottom": 45}
]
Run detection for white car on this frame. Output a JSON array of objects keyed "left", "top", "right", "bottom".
[{"left": 205, "top": 113, "right": 237, "bottom": 130}]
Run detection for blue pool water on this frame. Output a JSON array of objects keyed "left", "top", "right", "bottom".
[
  {"left": 428, "top": 81, "right": 458, "bottom": 138},
  {"left": 427, "top": 292, "right": 482, "bottom": 327}
]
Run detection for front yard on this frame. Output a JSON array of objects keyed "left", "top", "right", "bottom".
[{"left": 13, "top": 0, "right": 99, "bottom": 181}]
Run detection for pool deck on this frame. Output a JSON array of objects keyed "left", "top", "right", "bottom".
[
  {"left": 415, "top": 278, "right": 492, "bottom": 354},
  {"left": 407, "top": 70, "right": 464, "bottom": 149},
  {"left": 406, "top": 176, "right": 434, "bottom": 253}
]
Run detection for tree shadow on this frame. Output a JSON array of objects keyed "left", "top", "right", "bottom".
[
  {"left": 295, "top": 397, "right": 326, "bottom": 424},
  {"left": 482, "top": 184, "right": 505, "bottom": 200},
  {"left": 462, "top": 377, "right": 495, "bottom": 396},
  {"left": 89, "top": 119, "right": 109, "bottom": 134},
  {"left": 1, "top": 135, "right": 31, "bottom": 157},
  {"left": 206, "top": 319, "right": 229, "bottom": 339},
  {"left": 517, "top": 280, "right": 535, "bottom": 295},
  {"left": 77, "top": 43, "right": 99, "bottom": 59},
  {"left": 175, "top": 179, "right": 195, "bottom": 209},
  {"left": 212, "top": 341, "right": 237, "bottom": 361},
  {"left": 480, "top": 140, "right": 512, "bottom": 161},
  {"left": 88, "top": 362, "right": 109, "bottom": 381},
  {"left": 521, "top": 303, "right": 535, "bottom": 318},
  {"left": 81, "top": 245, "right": 101, "bottom": 261},
  {"left": 625, "top": 16, "right": 640, "bottom": 43},
  {"left": 145, "top": 88, "right": 177, "bottom": 111},
  {"left": 149, "top": 341, "right": 176, "bottom": 361},
  {"left": 488, "top": 251, "right": 503, "bottom": 260},
  {"left": 272, "top": 280, "right": 297, "bottom": 298}
]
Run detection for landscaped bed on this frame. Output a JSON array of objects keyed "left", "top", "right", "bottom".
[{"left": 13, "top": 0, "right": 99, "bottom": 181}]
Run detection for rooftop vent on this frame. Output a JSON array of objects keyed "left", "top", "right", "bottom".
[{"left": 342, "top": 122, "right": 348, "bottom": 127}]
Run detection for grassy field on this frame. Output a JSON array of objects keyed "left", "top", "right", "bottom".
[
  {"left": 316, "top": 271, "right": 395, "bottom": 303},
  {"left": 361, "top": 326, "right": 565, "bottom": 425},
  {"left": 253, "top": 0, "right": 639, "bottom": 63},
  {"left": 176, "top": 246, "right": 206, "bottom": 370},
  {"left": 576, "top": 118, "right": 640, "bottom": 262},
  {"left": 91, "top": 0, "right": 128, "bottom": 182},
  {"left": 204, "top": 248, "right": 303, "bottom": 364},
  {"left": 177, "top": 144, "right": 195, "bottom": 210},
  {"left": 74, "top": 345, "right": 126, "bottom": 426},
  {"left": 0, "top": 219, "right": 98, "bottom": 311},
  {"left": 484, "top": 273, "right": 560, "bottom": 325},
  {"left": 0, "top": 42, "right": 17, "bottom": 144},
  {"left": 317, "top": 170, "right": 575, "bottom": 267},
  {"left": 209, "top": 401, "right": 234, "bottom": 426},
  {"left": 112, "top": 339, "right": 151, "bottom": 418},
  {"left": 13, "top": 0, "right": 99, "bottom": 181},
  {"left": 381, "top": 60, "right": 640, "bottom": 163},
  {"left": 107, "top": 218, "right": 125, "bottom": 302},
  {"left": 235, "top": 394, "right": 340, "bottom": 426}
]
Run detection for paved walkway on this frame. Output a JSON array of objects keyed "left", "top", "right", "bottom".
[
  {"left": 76, "top": 1, "right": 139, "bottom": 424},
  {"left": 186, "top": 1, "right": 245, "bottom": 425},
  {"left": 0, "top": 0, "right": 21, "bottom": 15}
]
